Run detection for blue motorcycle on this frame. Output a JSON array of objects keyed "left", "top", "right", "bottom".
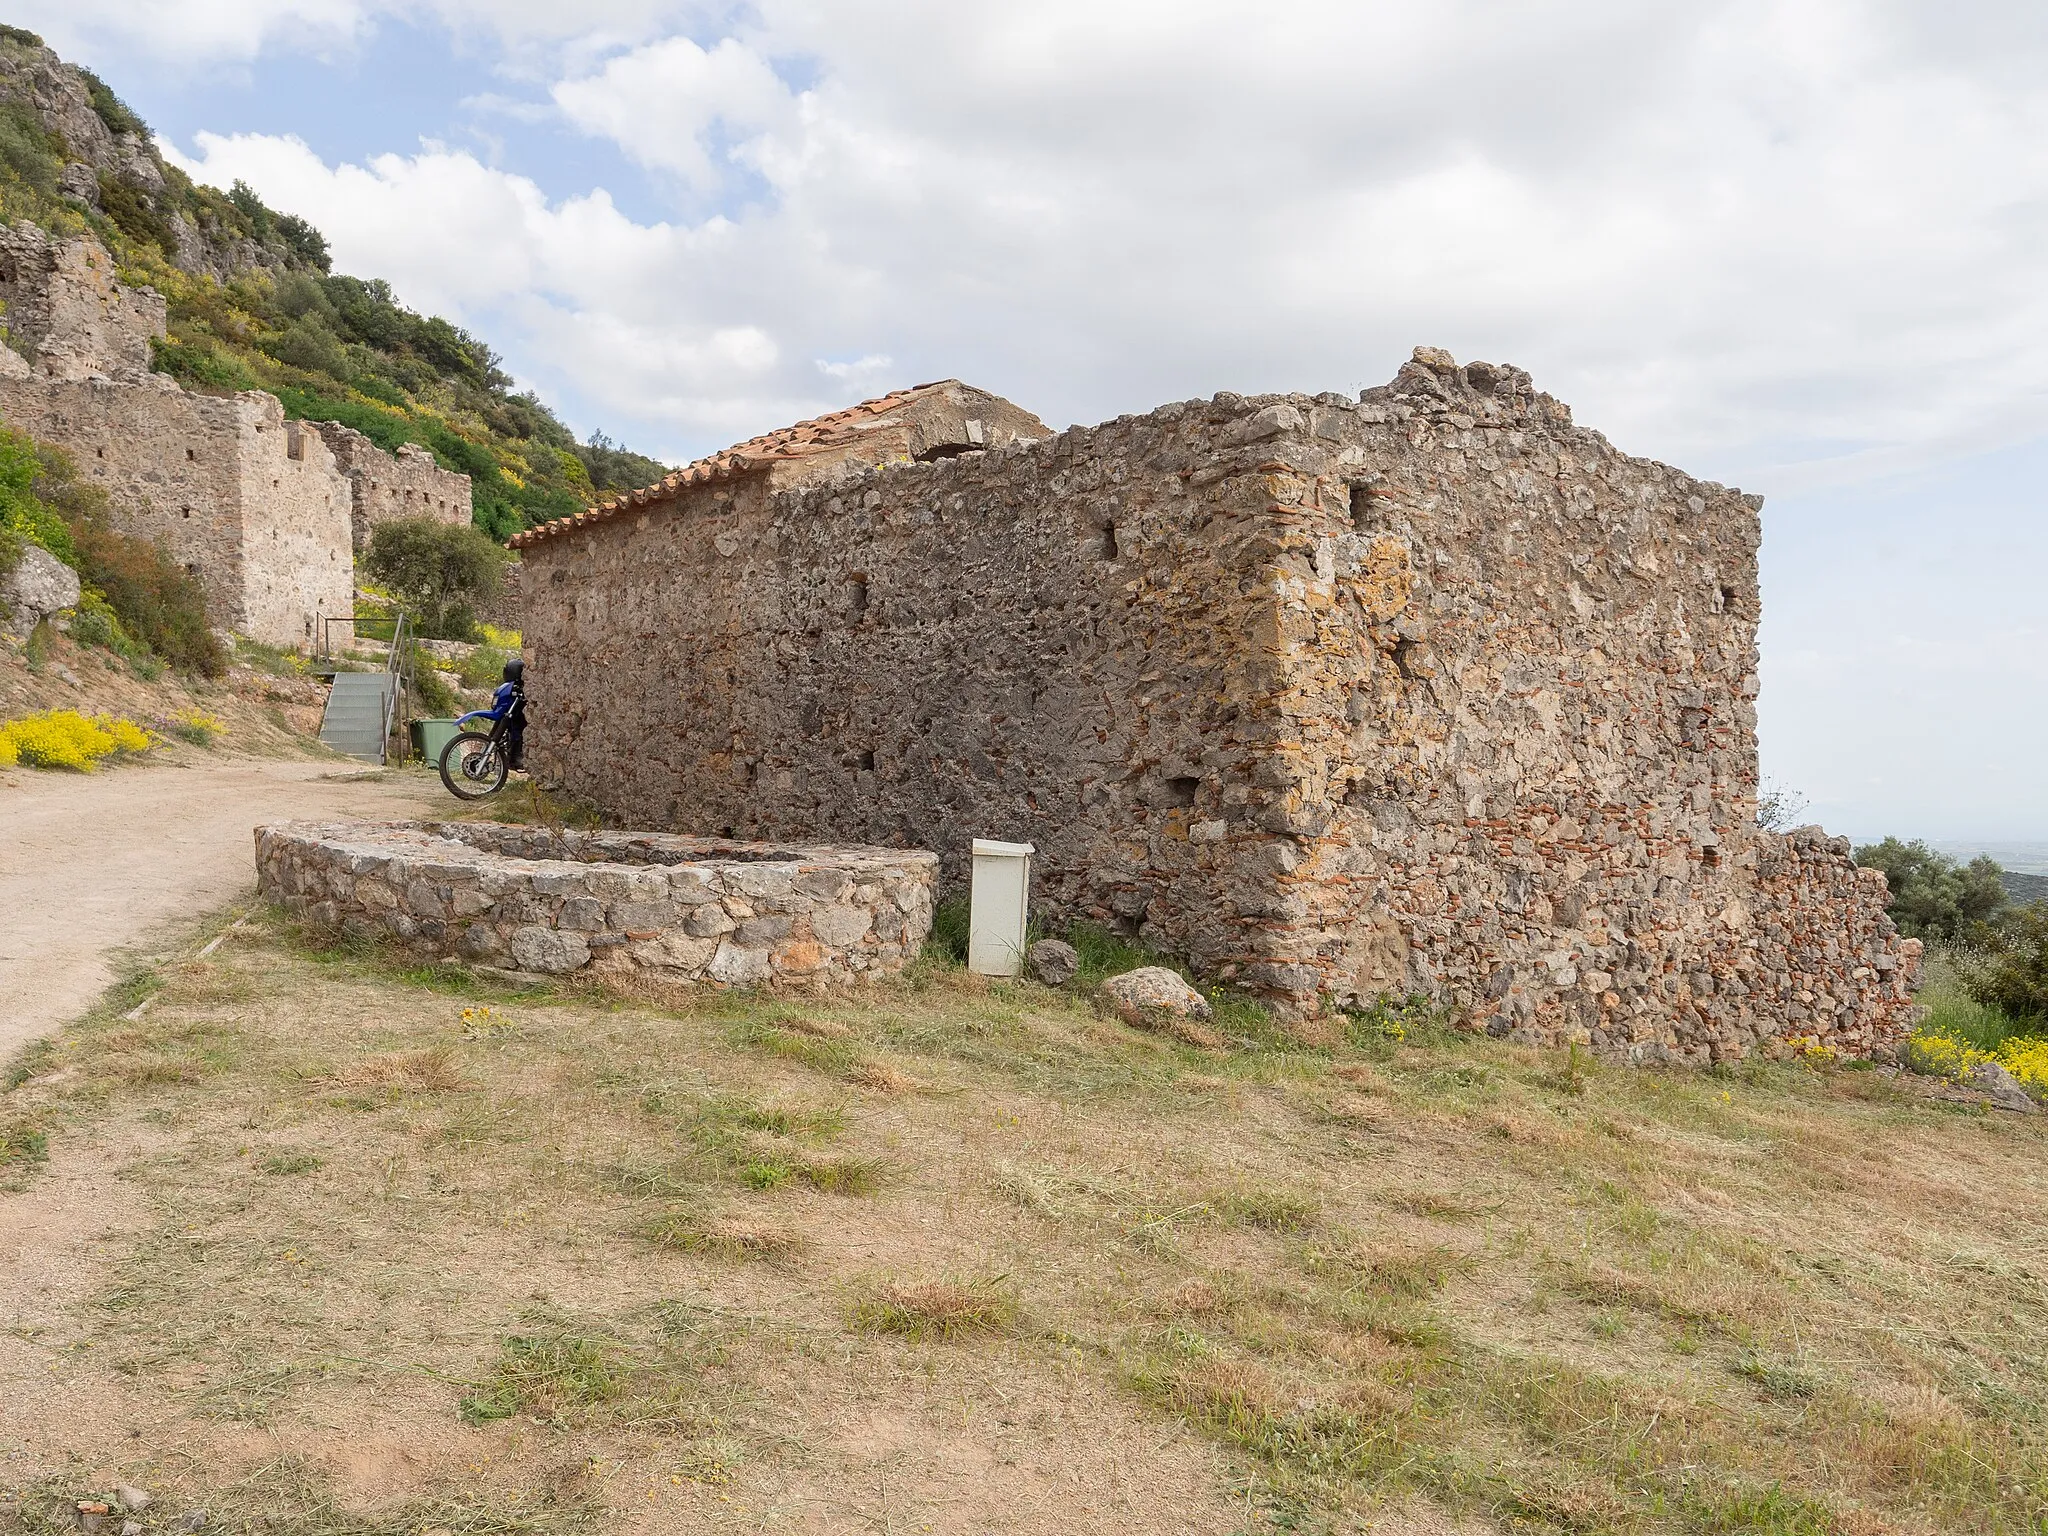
[{"left": 439, "top": 661, "right": 524, "bottom": 800}]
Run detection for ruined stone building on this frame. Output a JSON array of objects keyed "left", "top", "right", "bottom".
[
  {"left": 317, "top": 423, "right": 472, "bottom": 552},
  {"left": 512, "top": 358, "right": 1916, "bottom": 1059},
  {"left": 0, "top": 223, "right": 470, "bottom": 646}
]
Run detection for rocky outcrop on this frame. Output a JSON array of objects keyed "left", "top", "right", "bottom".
[
  {"left": 0, "top": 542, "right": 79, "bottom": 636},
  {"left": 0, "top": 31, "right": 289, "bottom": 280}
]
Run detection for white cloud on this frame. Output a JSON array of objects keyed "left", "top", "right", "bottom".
[
  {"left": 816, "top": 354, "right": 892, "bottom": 383},
  {"left": 146, "top": 0, "right": 2048, "bottom": 499},
  {"left": 552, "top": 36, "right": 797, "bottom": 190},
  {"left": 8, "top": 0, "right": 709, "bottom": 66}
]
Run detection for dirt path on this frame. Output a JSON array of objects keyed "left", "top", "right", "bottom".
[{"left": 0, "top": 754, "right": 440, "bottom": 1053}]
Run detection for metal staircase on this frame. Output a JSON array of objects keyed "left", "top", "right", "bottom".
[
  {"left": 318, "top": 671, "right": 398, "bottom": 761},
  {"left": 315, "top": 610, "right": 414, "bottom": 764}
]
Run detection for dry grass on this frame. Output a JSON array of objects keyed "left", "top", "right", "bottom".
[
  {"left": 0, "top": 910, "right": 2044, "bottom": 1534},
  {"left": 845, "top": 1277, "right": 1019, "bottom": 1341}
]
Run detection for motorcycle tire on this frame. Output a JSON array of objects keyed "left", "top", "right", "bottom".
[{"left": 438, "top": 730, "right": 509, "bottom": 800}]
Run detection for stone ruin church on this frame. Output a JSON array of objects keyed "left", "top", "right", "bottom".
[
  {"left": 512, "top": 356, "right": 1917, "bottom": 1060},
  {"left": 0, "top": 223, "right": 471, "bottom": 647}
]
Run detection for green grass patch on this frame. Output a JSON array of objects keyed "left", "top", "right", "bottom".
[
  {"left": 0, "top": 1119, "right": 49, "bottom": 1171},
  {"left": 1215, "top": 1187, "right": 1320, "bottom": 1233}
]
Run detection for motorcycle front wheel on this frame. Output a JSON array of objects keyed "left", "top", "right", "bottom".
[{"left": 438, "top": 730, "right": 509, "bottom": 799}]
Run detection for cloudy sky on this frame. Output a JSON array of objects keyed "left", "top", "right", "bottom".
[{"left": 20, "top": 1, "right": 2048, "bottom": 841}]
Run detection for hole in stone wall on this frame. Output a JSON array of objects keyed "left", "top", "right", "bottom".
[
  {"left": 1349, "top": 483, "right": 1374, "bottom": 529},
  {"left": 1100, "top": 523, "right": 1119, "bottom": 560},
  {"left": 1720, "top": 584, "right": 1738, "bottom": 611},
  {"left": 914, "top": 442, "right": 975, "bottom": 462},
  {"left": 1164, "top": 775, "right": 1200, "bottom": 807},
  {"left": 859, "top": 750, "right": 876, "bottom": 772},
  {"left": 850, "top": 575, "right": 869, "bottom": 619},
  {"left": 1392, "top": 638, "right": 1429, "bottom": 679},
  {"left": 1702, "top": 845, "right": 1721, "bottom": 869},
  {"left": 95, "top": 447, "right": 104, "bottom": 459},
  {"left": 185, "top": 447, "right": 195, "bottom": 461},
  {"left": 181, "top": 507, "right": 191, "bottom": 519}
]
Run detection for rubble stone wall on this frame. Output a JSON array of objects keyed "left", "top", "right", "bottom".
[
  {"left": 256, "top": 820, "right": 937, "bottom": 988},
  {"left": 518, "top": 351, "right": 1917, "bottom": 1057},
  {"left": 316, "top": 422, "right": 472, "bottom": 549},
  {"left": 0, "top": 222, "right": 378, "bottom": 648}
]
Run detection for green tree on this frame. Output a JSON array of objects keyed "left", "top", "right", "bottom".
[
  {"left": 576, "top": 430, "right": 669, "bottom": 497},
  {"left": 1852, "top": 838, "right": 2008, "bottom": 941},
  {"left": 363, "top": 518, "right": 508, "bottom": 641},
  {"left": 1970, "top": 903, "right": 2048, "bottom": 1024}
]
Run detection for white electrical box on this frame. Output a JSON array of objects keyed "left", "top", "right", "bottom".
[{"left": 968, "top": 838, "right": 1035, "bottom": 977}]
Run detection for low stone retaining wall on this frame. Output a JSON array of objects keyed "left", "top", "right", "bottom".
[{"left": 255, "top": 820, "right": 937, "bottom": 987}]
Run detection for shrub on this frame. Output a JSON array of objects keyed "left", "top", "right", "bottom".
[
  {"left": 406, "top": 648, "right": 461, "bottom": 716},
  {"left": 150, "top": 337, "right": 259, "bottom": 393},
  {"left": 5, "top": 438, "right": 225, "bottom": 676},
  {"left": 264, "top": 314, "right": 351, "bottom": 380},
  {"left": 0, "top": 709, "right": 155, "bottom": 771},
  {"left": 165, "top": 710, "right": 227, "bottom": 747},
  {"left": 0, "top": 426, "right": 77, "bottom": 565},
  {"left": 1968, "top": 903, "right": 2048, "bottom": 1026},
  {"left": 363, "top": 518, "right": 508, "bottom": 641},
  {"left": 1852, "top": 838, "right": 2007, "bottom": 941},
  {"left": 1904, "top": 1029, "right": 2048, "bottom": 1098},
  {"left": 68, "top": 589, "right": 147, "bottom": 662},
  {"left": 65, "top": 514, "right": 225, "bottom": 676},
  {"left": 456, "top": 643, "right": 511, "bottom": 691}
]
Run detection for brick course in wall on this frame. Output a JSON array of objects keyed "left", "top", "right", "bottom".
[{"left": 512, "top": 350, "right": 1916, "bottom": 1060}]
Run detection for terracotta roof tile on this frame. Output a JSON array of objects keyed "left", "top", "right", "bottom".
[{"left": 509, "top": 380, "right": 964, "bottom": 550}]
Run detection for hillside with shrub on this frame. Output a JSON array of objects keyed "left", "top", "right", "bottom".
[{"left": 0, "top": 26, "right": 667, "bottom": 540}]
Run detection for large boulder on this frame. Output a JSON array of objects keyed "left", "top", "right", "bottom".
[
  {"left": 1969, "top": 1059, "right": 2040, "bottom": 1114},
  {"left": 1100, "top": 965, "right": 1222, "bottom": 1047},
  {"left": 0, "top": 543, "right": 79, "bottom": 638}
]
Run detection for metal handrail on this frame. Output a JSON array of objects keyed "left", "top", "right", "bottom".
[
  {"left": 320, "top": 614, "right": 403, "bottom": 660},
  {"left": 319, "top": 609, "right": 412, "bottom": 764},
  {"left": 383, "top": 609, "right": 411, "bottom": 765}
]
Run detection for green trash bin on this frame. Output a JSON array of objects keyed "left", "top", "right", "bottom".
[{"left": 410, "top": 718, "right": 461, "bottom": 765}]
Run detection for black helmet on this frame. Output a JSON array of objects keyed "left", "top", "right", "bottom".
[{"left": 503, "top": 657, "right": 524, "bottom": 684}]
